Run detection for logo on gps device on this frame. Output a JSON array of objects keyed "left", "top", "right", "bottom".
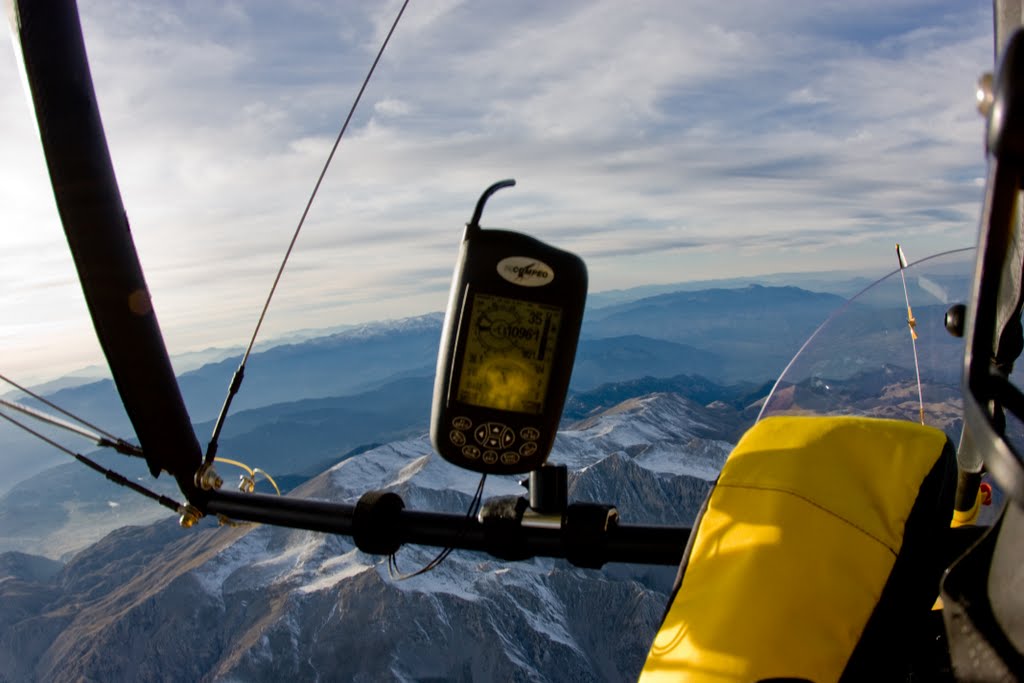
[{"left": 497, "top": 257, "right": 554, "bottom": 287}]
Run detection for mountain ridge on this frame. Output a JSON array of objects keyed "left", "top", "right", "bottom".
[
  {"left": 0, "top": 391, "right": 729, "bottom": 681},
  {"left": 1, "top": 283, "right": 829, "bottom": 495}
]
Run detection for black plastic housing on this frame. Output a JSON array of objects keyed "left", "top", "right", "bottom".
[{"left": 432, "top": 226, "right": 587, "bottom": 475}]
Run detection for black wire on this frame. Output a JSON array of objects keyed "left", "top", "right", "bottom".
[
  {"left": 203, "top": 0, "right": 413, "bottom": 467},
  {"left": 0, "top": 411, "right": 183, "bottom": 514},
  {"left": 0, "top": 372, "right": 124, "bottom": 444},
  {"left": 389, "top": 473, "right": 487, "bottom": 581},
  {"left": 0, "top": 396, "right": 144, "bottom": 457}
]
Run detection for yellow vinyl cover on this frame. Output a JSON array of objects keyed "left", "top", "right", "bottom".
[{"left": 640, "top": 415, "right": 949, "bottom": 682}]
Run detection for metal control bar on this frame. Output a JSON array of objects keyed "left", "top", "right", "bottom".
[{"left": 204, "top": 488, "right": 690, "bottom": 568}]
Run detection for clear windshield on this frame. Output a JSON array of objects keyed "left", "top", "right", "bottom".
[{"left": 757, "top": 248, "right": 975, "bottom": 446}]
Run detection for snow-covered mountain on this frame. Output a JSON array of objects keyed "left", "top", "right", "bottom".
[{"left": 0, "top": 392, "right": 731, "bottom": 682}]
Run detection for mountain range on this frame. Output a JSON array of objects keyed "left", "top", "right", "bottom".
[
  {"left": 0, "top": 283, "right": 843, "bottom": 498},
  {"left": 0, "top": 392, "right": 730, "bottom": 682},
  {"left": 0, "top": 258, "right": 981, "bottom": 680},
  {"left": 0, "top": 273, "right": 969, "bottom": 556}
]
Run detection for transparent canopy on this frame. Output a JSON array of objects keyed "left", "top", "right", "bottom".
[{"left": 757, "top": 248, "right": 976, "bottom": 448}]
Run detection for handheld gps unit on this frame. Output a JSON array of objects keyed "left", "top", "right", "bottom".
[{"left": 431, "top": 180, "right": 587, "bottom": 474}]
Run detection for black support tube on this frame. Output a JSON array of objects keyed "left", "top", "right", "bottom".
[
  {"left": 205, "top": 489, "right": 689, "bottom": 567},
  {"left": 12, "top": 0, "right": 203, "bottom": 497}
]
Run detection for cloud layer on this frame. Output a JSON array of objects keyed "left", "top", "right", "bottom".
[{"left": 0, "top": 0, "right": 992, "bottom": 382}]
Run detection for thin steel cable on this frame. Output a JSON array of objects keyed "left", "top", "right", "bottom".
[
  {"left": 240, "top": 0, "right": 412, "bottom": 365},
  {"left": 0, "top": 371, "right": 121, "bottom": 442},
  {"left": 0, "top": 411, "right": 182, "bottom": 513},
  {"left": 205, "top": 0, "right": 412, "bottom": 465},
  {"left": 1, "top": 396, "right": 105, "bottom": 443},
  {"left": 896, "top": 246, "right": 926, "bottom": 425}
]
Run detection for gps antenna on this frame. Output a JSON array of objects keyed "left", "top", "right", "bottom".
[{"left": 466, "top": 179, "right": 516, "bottom": 239}]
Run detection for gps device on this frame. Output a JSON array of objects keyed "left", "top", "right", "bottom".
[{"left": 431, "top": 180, "right": 587, "bottom": 474}]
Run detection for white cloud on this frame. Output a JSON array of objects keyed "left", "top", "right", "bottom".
[{"left": 374, "top": 98, "right": 412, "bottom": 117}]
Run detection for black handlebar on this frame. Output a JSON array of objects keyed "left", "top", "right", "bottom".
[{"left": 204, "top": 488, "right": 690, "bottom": 568}]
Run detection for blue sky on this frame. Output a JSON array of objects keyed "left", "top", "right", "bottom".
[{"left": 1, "top": 0, "right": 992, "bottom": 384}]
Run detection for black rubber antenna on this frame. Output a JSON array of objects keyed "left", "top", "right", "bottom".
[{"left": 465, "top": 179, "right": 516, "bottom": 240}]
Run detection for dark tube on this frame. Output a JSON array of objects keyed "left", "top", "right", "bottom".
[
  {"left": 13, "top": 0, "right": 203, "bottom": 496},
  {"left": 205, "top": 489, "right": 688, "bottom": 567}
]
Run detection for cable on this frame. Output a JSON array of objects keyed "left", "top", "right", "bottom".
[
  {"left": 0, "top": 396, "right": 143, "bottom": 457},
  {"left": 1, "top": 396, "right": 104, "bottom": 443},
  {"left": 214, "top": 456, "right": 282, "bottom": 495},
  {"left": 388, "top": 473, "right": 487, "bottom": 581},
  {"left": 0, "top": 373, "right": 141, "bottom": 456},
  {"left": 203, "top": 0, "right": 412, "bottom": 468},
  {"left": 0, "top": 410, "right": 183, "bottom": 514},
  {"left": 896, "top": 244, "right": 926, "bottom": 425}
]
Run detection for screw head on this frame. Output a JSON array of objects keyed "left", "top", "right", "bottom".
[
  {"left": 195, "top": 464, "right": 223, "bottom": 491},
  {"left": 977, "top": 72, "right": 995, "bottom": 118}
]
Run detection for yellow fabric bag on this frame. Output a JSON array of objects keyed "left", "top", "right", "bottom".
[{"left": 641, "top": 416, "right": 955, "bottom": 682}]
